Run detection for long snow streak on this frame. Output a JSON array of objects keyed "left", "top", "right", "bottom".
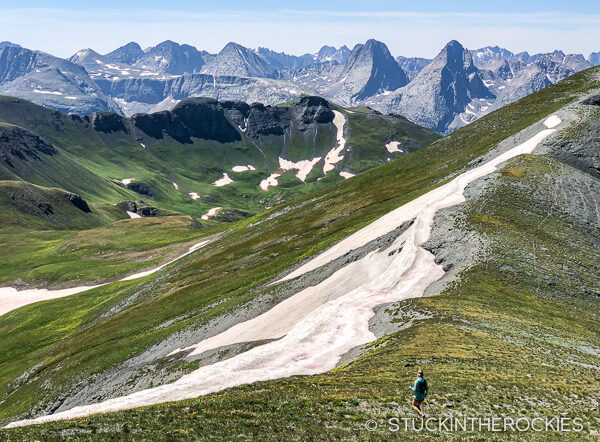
[
  {"left": 6, "top": 116, "right": 561, "bottom": 428},
  {"left": 0, "top": 241, "right": 210, "bottom": 317}
]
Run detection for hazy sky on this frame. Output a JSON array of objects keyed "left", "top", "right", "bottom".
[{"left": 0, "top": 1, "right": 598, "bottom": 58}]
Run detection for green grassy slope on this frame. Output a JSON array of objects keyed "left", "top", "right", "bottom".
[
  {"left": 1, "top": 68, "right": 599, "bottom": 439},
  {"left": 0, "top": 95, "right": 439, "bottom": 219},
  {"left": 0, "top": 180, "right": 223, "bottom": 288}
]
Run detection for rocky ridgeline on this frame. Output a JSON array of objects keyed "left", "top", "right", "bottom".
[{"left": 91, "top": 95, "right": 334, "bottom": 143}]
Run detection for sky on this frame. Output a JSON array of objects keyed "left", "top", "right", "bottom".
[{"left": 0, "top": 1, "right": 598, "bottom": 58}]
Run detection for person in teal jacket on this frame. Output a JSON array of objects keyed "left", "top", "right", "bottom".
[{"left": 408, "top": 369, "right": 428, "bottom": 418}]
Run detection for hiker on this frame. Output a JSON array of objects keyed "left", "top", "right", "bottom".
[{"left": 408, "top": 369, "right": 428, "bottom": 418}]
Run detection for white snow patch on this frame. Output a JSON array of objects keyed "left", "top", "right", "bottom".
[
  {"left": 127, "top": 211, "right": 142, "bottom": 219},
  {"left": 544, "top": 115, "right": 561, "bottom": 128},
  {"left": 201, "top": 207, "right": 222, "bottom": 220},
  {"left": 279, "top": 157, "right": 321, "bottom": 182},
  {"left": 172, "top": 182, "right": 179, "bottom": 190},
  {"left": 0, "top": 240, "right": 210, "bottom": 318},
  {"left": 232, "top": 165, "right": 256, "bottom": 172},
  {"left": 189, "top": 192, "right": 200, "bottom": 200},
  {"left": 33, "top": 90, "right": 62, "bottom": 95},
  {"left": 213, "top": 173, "right": 234, "bottom": 187},
  {"left": 323, "top": 110, "right": 346, "bottom": 173},
  {"left": 5, "top": 116, "right": 562, "bottom": 427},
  {"left": 339, "top": 171, "right": 355, "bottom": 179},
  {"left": 121, "top": 178, "right": 134, "bottom": 185},
  {"left": 65, "top": 96, "right": 78, "bottom": 100},
  {"left": 385, "top": 141, "right": 403, "bottom": 154},
  {"left": 260, "top": 173, "right": 281, "bottom": 191}
]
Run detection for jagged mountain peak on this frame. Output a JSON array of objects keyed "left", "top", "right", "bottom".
[
  {"left": 0, "top": 41, "right": 21, "bottom": 49},
  {"left": 316, "top": 45, "right": 350, "bottom": 64},
  {"left": 134, "top": 41, "right": 206, "bottom": 75},
  {"left": 470, "top": 45, "right": 516, "bottom": 64},
  {"left": 340, "top": 39, "right": 409, "bottom": 102},
  {"left": 201, "top": 41, "right": 278, "bottom": 79},
  {"left": 380, "top": 39, "right": 493, "bottom": 133},
  {"left": 104, "top": 42, "right": 144, "bottom": 64}
]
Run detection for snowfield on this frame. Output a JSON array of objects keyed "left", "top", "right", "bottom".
[
  {"left": 232, "top": 165, "right": 256, "bottom": 172},
  {"left": 5, "top": 116, "right": 562, "bottom": 428},
  {"left": 260, "top": 173, "right": 281, "bottom": 191},
  {"left": 213, "top": 173, "right": 234, "bottom": 187},
  {"left": 201, "top": 207, "right": 222, "bottom": 220},
  {"left": 385, "top": 141, "right": 403, "bottom": 153},
  {"left": 323, "top": 110, "right": 347, "bottom": 174},
  {"left": 0, "top": 241, "right": 211, "bottom": 318},
  {"left": 279, "top": 157, "right": 321, "bottom": 182}
]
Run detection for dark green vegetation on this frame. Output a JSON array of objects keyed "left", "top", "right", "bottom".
[{"left": 1, "top": 68, "right": 600, "bottom": 440}]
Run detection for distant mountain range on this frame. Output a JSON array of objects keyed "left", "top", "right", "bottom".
[{"left": 0, "top": 39, "right": 597, "bottom": 133}]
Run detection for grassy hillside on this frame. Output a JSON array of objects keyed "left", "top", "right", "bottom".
[
  {"left": 1, "top": 67, "right": 599, "bottom": 439},
  {"left": 0, "top": 95, "right": 439, "bottom": 219}
]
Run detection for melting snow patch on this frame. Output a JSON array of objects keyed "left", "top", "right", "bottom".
[
  {"left": 232, "top": 165, "right": 256, "bottom": 172},
  {"left": 385, "top": 141, "right": 403, "bottom": 154},
  {"left": 201, "top": 207, "right": 222, "bottom": 220},
  {"left": 121, "top": 178, "right": 134, "bottom": 185},
  {"left": 127, "top": 211, "right": 141, "bottom": 219},
  {"left": 65, "top": 96, "right": 78, "bottom": 100},
  {"left": 279, "top": 157, "right": 321, "bottom": 181},
  {"left": 33, "top": 90, "right": 62, "bottom": 95},
  {"left": 323, "top": 110, "right": 347, "bottom": 173},
  {"left": 172, "top": 182, "right": 179, "bottom": 190},
  {"left": 260, "top": 173, "right": 281, "bottom": 191},
  {"left": 189, "top": 192, "right": 200, "bottom": 200},
  {"left": 544, "top": 115, "right": 561, "bottom": 128},
  {"left": 213, "top": 173, "right": 234, "bottom": 187},
  {"left": 339, "top": 171, "right": 355, "bottom": 179}
]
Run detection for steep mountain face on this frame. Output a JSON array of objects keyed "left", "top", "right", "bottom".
[
  {"left": 201, "top": 42, "right": 278, "bottom": 78},
  {"left": 484, "top": 52, "right": 591, "bottom": 112},
  {"left": 337, "top": 39, "right": 409, "bottom": 102},
  {"left": 104, "top": 42, "right": 144, "bottom": 65},
  {"left": 470, "top": 45, "right": 516, "bottom": 64},
  {"left": 289, "top": 39, "right": 409, "bottom": 106},
  {"left": 134, "top": 40, "right": 206, "bottom": 75},
  {"left": 590, "top": 52, "right": 600, "bottom": 67},
  {"left": 256, "top": 48, "right": 316, "bottom": 70},
  {"left": 379, "top": 40, "right": 493, "bottom": 133},
  {"left": 395, "top": 56, "right": 431, "bottom": 80},
  {"left": 95, "top": 73, "right": 317, "bottom": 116},
  {"left": 0, "top": 41, "right": 21, "bottom": 50},
  {"left": 0, "top": 46, "right": 120, "bottom": 115},
  {"left": 315, "top": 45, "right": 350, "bottom": 64}
]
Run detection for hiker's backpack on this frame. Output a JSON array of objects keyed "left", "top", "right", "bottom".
[{"left": 416, "top": 378, "right": 428, "bottom": 394}]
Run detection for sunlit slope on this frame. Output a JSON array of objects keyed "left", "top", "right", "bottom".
[
  {"left": 0, "top": 95, "right": 439, "bottom": 219},
  {"left": 0, "top": 67, "right": 599, "bottom": 439}
]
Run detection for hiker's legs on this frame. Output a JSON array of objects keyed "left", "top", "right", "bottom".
[{"left": 412, "top": 400, "right": 422, "bottom": 416}]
